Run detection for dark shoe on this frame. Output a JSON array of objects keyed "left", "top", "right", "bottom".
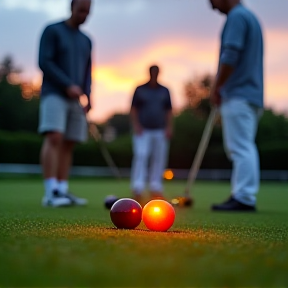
[{"left": 211, "top": 197, "right": 256, "bottom": 212}]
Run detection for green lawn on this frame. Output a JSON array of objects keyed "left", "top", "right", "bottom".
[{"left": 0, "top": 178, "right": 287, "bottom": 287}]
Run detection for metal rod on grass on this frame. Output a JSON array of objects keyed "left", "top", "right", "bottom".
[
  {"left": 89, "top": 123, "right": 122, "bottom": 180},
  {"left": 184, "top": 107, "right": 218, "bottom": 197}
]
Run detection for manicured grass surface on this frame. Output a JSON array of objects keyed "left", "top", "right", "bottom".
[{"left": 0, "top": 178, "right": 287, "bottom": 287}]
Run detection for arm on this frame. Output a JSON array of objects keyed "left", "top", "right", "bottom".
[
  {"left": 39, "top": 26, "right": 73, "bottom": 89},
  {"left": 165, "top": 110, "right": 173, "bottom": 139},
  {"left": 211, "top": 13, "right": 246, "bottom": 105},
  {"left": 83, "top": 42, "right": 92, "bottom": 113},
  {"left": 130, "top": 88, "right": 142, "bottom": 135},
  {"left": 211, "top": 63, "right": 234, "bottom": 106},
  {"left": 165, "top": 89, "right": 173, "bottom": 139},
  {"left": 39, "top": 26, "right": 82, "bottom": 98},
  {"left": 130, "top": 107, "right": 142, "bottom": 135}
]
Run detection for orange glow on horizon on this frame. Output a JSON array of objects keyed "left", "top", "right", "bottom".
[
  {"left": 92, "top": 37, "right": 218, "bottom": 95},
  {"left": 264, "top": 31, "right": 288, "bottom": 102},
  {"left": 29, "top": 30, "right": 287, "bottom": 122},
  {"left": 92, "top": 67, "right": 135, "bottom": 93}
]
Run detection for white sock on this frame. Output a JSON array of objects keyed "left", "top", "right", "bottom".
[
  {"left": 58, "top": 180, "right": 69, "bottom": 195},
  {"left": 44, "top": 178, "right": 58, "bottom": 198}
]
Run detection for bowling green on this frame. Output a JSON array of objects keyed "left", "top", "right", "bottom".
[{"left": 0, "top": 178, "right": 287, "bottom": 287}]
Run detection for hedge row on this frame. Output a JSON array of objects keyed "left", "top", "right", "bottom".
[{"left": 0, "top": 130, "right": 287, "bottom": 170}]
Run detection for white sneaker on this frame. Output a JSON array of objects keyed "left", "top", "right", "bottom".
[
  {"left": 63, "top": 192, "right": 88, "bottom": 206},
  {"left": 42, "top": 190, "right": 72, "bottom": 207}
]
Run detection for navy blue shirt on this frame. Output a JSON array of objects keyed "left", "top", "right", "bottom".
[
  {"left": 39, "top": 21, "right": 92, "bottom": 99},
  {"left": 131, "top": 83, "right": 172, "bottom": 129},
  {"left": 219, "top": 4, "right": 264, "bottom": 107}
]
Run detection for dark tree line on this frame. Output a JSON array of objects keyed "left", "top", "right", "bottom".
[
  {"left": 0, "top": 56, "right": 287, "bottom": 170},
  {"left": 0, "top": 56, "right": 40, "bottom": 133}
]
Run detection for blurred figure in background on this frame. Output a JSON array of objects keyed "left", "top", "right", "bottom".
[
  {"left": 209, "top": 0, "right": 264, "bottom": 211},
  {"left": 38, "top": 0, "right": 93, "bottom": 207},
  {"left": 130, "top": 65, "right": 173, "bottom": 204}
]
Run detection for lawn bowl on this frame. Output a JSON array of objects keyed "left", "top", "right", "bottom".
[
  {"left": 142, "top": 199, "right": 175, "bottom": 232},
  {"left": 104, "top": 195, "right": 119, "bottom": 209},
  {"left": 110, "top": 198, "right": 142, "bottom": 229}
]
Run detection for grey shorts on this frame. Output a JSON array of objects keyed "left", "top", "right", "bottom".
[{"left": 38, "top": 94, "right": 88, "bottom": 143}]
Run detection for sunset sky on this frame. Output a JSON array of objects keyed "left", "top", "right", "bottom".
[{"left": 0, "top": 0, "right": 287, "bottom": 122}]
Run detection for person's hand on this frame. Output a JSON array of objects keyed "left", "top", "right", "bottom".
[
  {"left": 210, "top": 85, "right": 221, "bottom": 106},
  {"left": 66, "top": 85, "right": 83, "bottom": 99},
  {"left": 165, "top": 126, "right": 173, "bottom": 139},
  {"left": 82, "top": 102, "right": 91, "bottom": 114},
  {"left": 133, "top": 123, "right": 143, "bottom": 135}
]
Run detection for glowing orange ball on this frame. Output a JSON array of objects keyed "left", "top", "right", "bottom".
[
  {"left": 163, "top": 169, "right": 174, "bottom": 180},
  {"left": 142, "top": 200, "right": 175, "bottom": 232}
]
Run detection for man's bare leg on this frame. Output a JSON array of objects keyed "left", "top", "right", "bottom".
[
  {"left": 41, "top": 132, "right": 71, "bottom": 206},
  {"left": 41, "top": 132, "right": 63, "bottom": 176},
  {"left": 57, "top": 140, "right": 75, "bottom": 194},
  {"left": 56, "top": 139, "right": 88, "bottom": 205},
  {"left": 57, "top": 140, "right": 75, "bottom": 180}
]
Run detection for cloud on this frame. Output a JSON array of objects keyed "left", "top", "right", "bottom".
[
  {"left": 245, "top": 0, "right": 288, "bottom": 32},
  {"left": 90, "top": 28, "right": 288, "bottom": 121},
  {"left": 263, "top": 30, "right": 288, "bottom": 111},
  {"left": 0, "top": 0, "right": 287, "bottom": 121},
  {"left": 0, "top": 8, "right": 52, "bottom": 79},
  {"left": 0, "top": 0, "right": 69, "bottom": 18},
  {"left": 86, "top": 0, "right": 223, "bottom": 65},
  {"left": 89, "top": 37, "right": 217, "bottom": 122}
]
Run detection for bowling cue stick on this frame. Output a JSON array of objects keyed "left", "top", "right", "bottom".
[
  {"left": 89, "top": 123, "right": 122, "bottom": 180},
  {"left": 184, "top": 106, "right": 218, "bottom": 198},
  {"left": 79, "top": 95, "right": 122, "bottom": 179}
]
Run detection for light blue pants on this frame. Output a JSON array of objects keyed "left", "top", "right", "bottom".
[
  {"left": 131, "top": 129, "right": 168, "bottom": 194},
  {"left": 221, "top": 99, "right": 262, "bottom": 206}
]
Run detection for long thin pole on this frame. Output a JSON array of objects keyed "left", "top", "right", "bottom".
[
  {"left": 89, "top": 124, "right": 122, "bottom": 179},
  {"left": 184, "top": 107, "right": 218, "bottom": 197}
]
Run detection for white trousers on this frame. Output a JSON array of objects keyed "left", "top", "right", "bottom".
[
  {"left": 221, "top": 99, "right": 262, "bottom": 206},
  {"left": 131, "top": 129, "right": 168, "bottom": 194}
]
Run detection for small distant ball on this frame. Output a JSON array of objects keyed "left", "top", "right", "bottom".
[
  {"left": 110, "top": 198, "right": 142, "bottom": 229},
  {"left": 104, "top": 195, "right": 119, "bottom": 209},
  {"left": 142, "top": 200, "right": 175, "bottom": 232}
]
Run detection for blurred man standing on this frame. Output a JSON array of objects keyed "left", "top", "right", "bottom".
[
  {"left": 130, "top": 65, "right": 173, "bottom": 204},
  {"left": 209, "top": 0, "right": 264, "bottom": 211},
  {"left": 38, "top": 0, "right": 92, "bottom": 207}
]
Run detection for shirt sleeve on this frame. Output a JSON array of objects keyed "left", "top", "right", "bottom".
[
  {"left": 84, "top": 39, "right": 92, "bottom": 100},
  {"left": 131, "top": 87, "right": 140, "bottom": 108},
  {"left": 220, "top": 13, "right": 247, "bottom": 66},
  {"left": 38, "top": 26, "right": 73, "bottom": 89},
  {"left": 220, "top": 47, "right": 241, "bottom": 66},
  {"left": 165, "top": 88, "right": 172, "bottom": 110}
]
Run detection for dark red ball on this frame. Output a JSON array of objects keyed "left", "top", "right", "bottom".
[{"left": 110, "top": 198, "right": 142, "bottom": 229}]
